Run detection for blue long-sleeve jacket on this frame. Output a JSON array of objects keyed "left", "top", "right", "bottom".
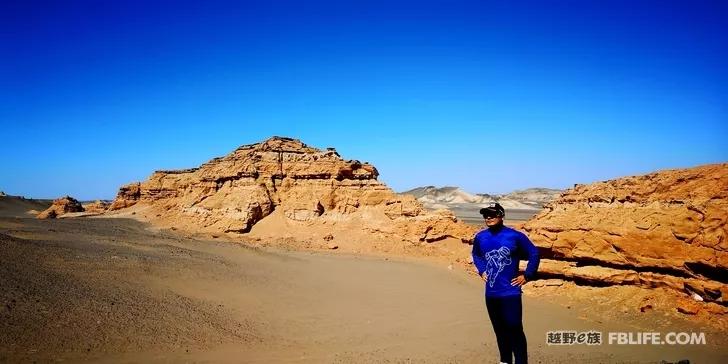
[{"left": 472, "top": 225, "right": 540, "bottom": 297}]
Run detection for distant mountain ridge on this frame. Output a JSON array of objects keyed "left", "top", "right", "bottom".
[{"left": 401, "top": 186, "right": 563, "bottom": 210}]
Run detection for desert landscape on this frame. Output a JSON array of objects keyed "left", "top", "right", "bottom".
[
  {"left": 2, "top": 137, "right": 727, "bottom": 363},
  {"left": 400, "top": 186, "right": 563, "bottom": 225}
]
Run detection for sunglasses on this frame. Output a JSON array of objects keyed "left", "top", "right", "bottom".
[{"left": 483, "top": 214, "right": 502, "bottom": 219}]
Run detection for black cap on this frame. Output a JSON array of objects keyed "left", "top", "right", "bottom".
[{"left": 480, "top": 203, "right": 505, "bottom": 218}]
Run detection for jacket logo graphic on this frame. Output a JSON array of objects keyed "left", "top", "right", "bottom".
[{"left": 485, "top": 246, "right": 512, "bottom": 288}]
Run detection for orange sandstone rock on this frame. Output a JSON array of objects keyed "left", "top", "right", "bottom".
[
  {"left": 37, "top": 196, "right": 84, "bottom": 219},
  {"left": 82, "top": 200, "right": 110, "bottom": 214},
  {"left": 523, "top": 163, "right": 728, "bottom": 303},
  {"left": 109, "top": 136, "right": 476, "bottom": 244}
]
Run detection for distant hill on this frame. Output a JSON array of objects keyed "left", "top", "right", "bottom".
[
  {"left": 0, "top": 194, "right": 54, "bottom": 218},
  {"left": 498, "top": 187, "right": 565, "bottom": 208},
  {"left": 400, "top": 186, "right": 563, "bottom": 225},
  {"left": 401, "top": 186, "right": 563, "bottom": 210},
  {"left": 402, "top": 186, "right": 494, "bottom": 204}
]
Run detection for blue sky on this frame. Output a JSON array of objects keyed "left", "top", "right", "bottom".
[{"left": 1, "top": 0, "right": 726, "bottom": 200}]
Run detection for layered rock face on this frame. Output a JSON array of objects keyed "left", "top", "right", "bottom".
[
  {"left": 523, "top": 163, "right": 728, "bottom": 304},
  {"left": 110, "top": 137, "right": 475, "bottom": 244},
  {"left": 37, "top": 196, "right": 85, "bottom": 219}
]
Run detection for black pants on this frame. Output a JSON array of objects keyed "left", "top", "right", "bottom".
[{"left": 486, "top": 294, "right": 527, "bottom": 364}]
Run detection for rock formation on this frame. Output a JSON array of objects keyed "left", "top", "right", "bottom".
[
  {"left": 109, "top": 137, "right": 476, "bottom": 245},
  {"left": 82, "top": 200, "right": 110, "bottom": 214},
  {"left": 523, "top": 163, "right": 728, "bottom": 305},
  {"left": 37, "top": 196, "right": 85, "bottom": 219}
]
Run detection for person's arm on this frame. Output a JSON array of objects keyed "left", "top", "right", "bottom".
[
  {"left": 517, "top": 231, "right": 540, "bottom": 280},
  {"left": 471, "top": 234, "right": 487, "bottom": 276}
]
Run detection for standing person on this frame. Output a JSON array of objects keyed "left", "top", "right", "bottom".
[{"left": 472, "top": 203, "right": 540, "bottom": 364}]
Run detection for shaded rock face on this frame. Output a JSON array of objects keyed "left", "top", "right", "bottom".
[
  {"left": 109, "top": 184, "right": 141, "bottom": 211},
  {"left": 37, "top": 196, "right": 85, "bottom": 219},
  {"left": 110, "top": 137, "right": 474, "bottom": 242},
  {"left": 523, "top": 163, "right": 728, "bottom": 304}
]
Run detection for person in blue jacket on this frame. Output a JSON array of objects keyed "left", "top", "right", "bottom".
[{"left": 472, "top": 203, "right": 540, "bottom": 364}]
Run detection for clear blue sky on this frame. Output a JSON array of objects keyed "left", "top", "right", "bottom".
[{"left": 1, "top": 0, "right": 726, "bottom": 200}]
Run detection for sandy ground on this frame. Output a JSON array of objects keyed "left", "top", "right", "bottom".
[{"left": 1, "top": 216, "right": 727, "bottom": 363}]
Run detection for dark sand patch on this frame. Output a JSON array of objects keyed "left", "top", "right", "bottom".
[{"left": 0, "top": 196, "right": 52, "bottom": 218}]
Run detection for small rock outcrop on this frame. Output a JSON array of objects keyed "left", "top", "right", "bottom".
[
  {"left": 109, "top": 137, "right": 476, "bottom": 244},
  {"left": 523, "top": 163, "right": 728, "bottom": 305},
  {"left": 37, "top": 196, "right": 85, "bottom": 219},
  {"left": 82, "top": 200, "right": 110, "bottom": 214}
]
